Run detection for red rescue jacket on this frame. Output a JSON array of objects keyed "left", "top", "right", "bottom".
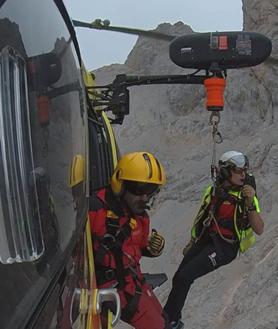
[{"left": 89, "top": 188, "right": 150, "bottom": 295}]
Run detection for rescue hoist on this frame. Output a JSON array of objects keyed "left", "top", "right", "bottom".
[
  {"left": 76, "top": 24, "right": 271, "bottom": 184},
  {"left": 83, "top": 30, "right": 271, "bottom": 124},
  {"left": 74, "top": 21, "right": 272, "bottom": 168},
  {"left": 204, "top": 73, "right": 225, "bottom": 189},
  {"left": 84, "top": 29, "right": 271, "bottom": 196}
]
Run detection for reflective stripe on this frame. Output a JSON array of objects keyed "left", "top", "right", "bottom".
[
  {"left": 253, "top": 196, "right": 260, "bottom": 212},
  {"left": 191, "top": 186, "right": 213, "bottom": 239}
]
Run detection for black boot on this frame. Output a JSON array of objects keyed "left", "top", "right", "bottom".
[{"left": 170, "top": 319, "right": 184, "bottom": 329}]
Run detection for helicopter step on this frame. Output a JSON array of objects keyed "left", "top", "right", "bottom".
[{"left": 143, "top": 272, "right": 168, "bottom": 289}]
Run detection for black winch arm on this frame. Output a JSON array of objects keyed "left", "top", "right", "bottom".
[
  {"left": 86, "top": 71, "right": 215, "bottom": 124},
  {"left": 91, "top": 72, "right": 209, "bottom": 89}
]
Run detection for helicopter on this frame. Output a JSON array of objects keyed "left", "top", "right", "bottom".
[{"left": 0, "top": 1, "right": 272, "bottom": 329}]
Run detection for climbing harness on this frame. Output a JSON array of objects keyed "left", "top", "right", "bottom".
[{"left": 92, "top": 194, "right": 146, "bottom": 322}]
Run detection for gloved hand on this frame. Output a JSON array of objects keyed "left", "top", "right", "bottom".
[
  {"left": 147, "top": 229, "right": 165, "bottom": 257},
  {"left": 242, "top": 184, "right": 255, "bottom": 207}
]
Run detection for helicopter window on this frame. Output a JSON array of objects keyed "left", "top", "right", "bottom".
[
  {"left": 0, "top": 46, "right": 44, "bottom": 264},
  {"left": 88, "top": 115, "right": 113, "bottom": 192},
  {"left": 100, "top": 114, "right": 116, "bottom": 176}
]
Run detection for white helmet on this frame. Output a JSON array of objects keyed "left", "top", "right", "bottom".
[{"left": 219, "top": 151, "right": 249, "bottom": 169}]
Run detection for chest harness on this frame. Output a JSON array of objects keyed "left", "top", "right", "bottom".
[
  {"left": 93, "top": 195, "right": 144, "bottom": 321},
  {"left": 191, "top": 186, "right": 256, "bottom": 253}
]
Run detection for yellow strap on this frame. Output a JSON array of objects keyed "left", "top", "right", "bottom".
[
  {"left": 107, "top": 310, "right": 113, "bottom": 329},
  {"left": 107, "top": 210, "right": 118, "bottom": 219},
  {"left": 85, "top": 216, "right": 102, "bottom": 329}
]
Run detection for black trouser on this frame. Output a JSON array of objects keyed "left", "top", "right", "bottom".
[{"left": 163, "top": 234, "right": 239, "bottom": 323}]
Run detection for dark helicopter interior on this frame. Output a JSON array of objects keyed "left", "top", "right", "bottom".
[{"left": 0, "top": 1, "right": 272, "bottom": 329}]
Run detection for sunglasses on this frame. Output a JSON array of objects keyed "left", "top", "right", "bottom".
[
  {"left": 124, "top": 181, "right": 160, "bottom": 196},
  {"left": 232, "top": 167, "right": 247, "bottom": 175}
]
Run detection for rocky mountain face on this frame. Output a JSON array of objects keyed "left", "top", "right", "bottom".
[{"left": 94, "top": 2, "right": 278, "bottom": 329}]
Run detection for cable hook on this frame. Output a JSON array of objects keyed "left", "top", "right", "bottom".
[
  {"left": 209, "top": 111, "right": 223, "bottom": 186},
  {"left": 209, "top": 112, "right": 223, "bottom": 144}
]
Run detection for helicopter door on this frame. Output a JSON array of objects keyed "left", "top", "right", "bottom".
[
  {"left": 0, "top": 1, "right": 88, "bottom": 328},
  {"left": 87, "top": 111, "right": 121, "bottom": 328}
]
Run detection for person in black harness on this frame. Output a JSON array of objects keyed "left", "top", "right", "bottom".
[
  {"left": 89, "top": 152, "right": 172, "bottom": 329},
  {"left": 164, "top": 151, "right": 264, "bottom": 329}
]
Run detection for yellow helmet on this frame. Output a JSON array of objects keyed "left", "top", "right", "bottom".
[{"left": 111, "top": 152, "right": 166, "bottom": 195}]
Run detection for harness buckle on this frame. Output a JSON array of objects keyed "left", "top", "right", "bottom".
[
  {"left": 105, "top": 269, "right": 116, "bottom": 281},
  {"left": 100, "top": 234, "right": 117, "bottom": 252},
  {"left": 135, "top": 287, "right": 142, "bottom": 295},
  {"left": 102, "top": 233, "right": 116, "bottom": 243},
  {"left": 203, "top": 216, "right": 212, "bottom": 228}
]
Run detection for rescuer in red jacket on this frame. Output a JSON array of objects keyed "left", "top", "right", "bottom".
[{"left": 89, "top": 152, "right": 171, "bottom": 329}]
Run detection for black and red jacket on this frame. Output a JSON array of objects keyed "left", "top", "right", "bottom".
[{"left": 89, "top": 187, "right": 150, "bottom": 295}]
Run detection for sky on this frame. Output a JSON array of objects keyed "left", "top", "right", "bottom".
[{"left": 63, "top": 0, "right": 243, "bottom": 70}]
